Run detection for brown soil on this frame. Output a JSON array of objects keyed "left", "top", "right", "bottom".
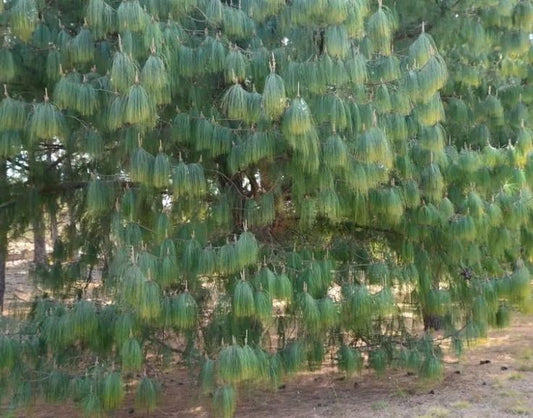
[{"left": 4, "top": 261, "right": 533, "bottom": 418}]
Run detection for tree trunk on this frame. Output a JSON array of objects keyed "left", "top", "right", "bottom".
[
  {"left": 0, "top": 232, "right": 6, "bottom": 315},
  {"left": 46, "top": 150, "right": 59, "bottom": 247},
  {"left": 33, "top": 208, "right": 47, "bottom": 266},
  {"left": 423, "top": 312, "right": 443, "bottom": 331},
  {"left": 0, "top": 161, "right": 7, "bottom": 314},
  {"left": 50, "top": 209, "right": 58, "bottom": 246}
]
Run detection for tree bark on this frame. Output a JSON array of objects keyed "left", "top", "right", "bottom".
[
  {"left": 0, "top": 232, "right": 6, "bottom": 315},
  {"left": 50, "top": 209, "right": 58, "bottom": 246},
  {"left": 0, "top": 161, "right": 7, "bottom": 314},
  {"left": 33, "top": 207, "right": 47, "bottom": 266},
  {"left": 423, "top": 312, "right": 443, "bottom": 331},
  {"left": 46, "top": 150, "right": 59, "bottom": 247}
]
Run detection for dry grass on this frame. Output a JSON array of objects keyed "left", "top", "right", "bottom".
[
  {"left": 506, "top": 402, "right": 532, "bottom": 415},
  {"left": 450, "top": 400, "right": 471, "bottom": 409},
  {"left": 419, "top": 407, "right": 451, "bottom": 418}
]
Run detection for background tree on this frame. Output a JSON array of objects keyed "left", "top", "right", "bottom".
[{"left": 0, "top": 0, "right": 532, "bottom": 416}]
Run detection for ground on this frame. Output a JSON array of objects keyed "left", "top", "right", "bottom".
[{"left": 4, "top": 260, "right": 533, "bottom": 418}]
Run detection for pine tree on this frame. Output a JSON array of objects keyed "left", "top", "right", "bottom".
[{"left": 0, "top": 0, "right": 532, "bottom": 416}]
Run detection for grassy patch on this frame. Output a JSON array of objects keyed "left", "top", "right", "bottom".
[
  {"left": 507, "top": 372, "right": 525, "bottom": 381},
  {"left": 492, "top": 377, "right": 506, "bottom": 388},
  {"left": 499, "top": 389, "right": 520, "bottom": 398},
  {"left": 393, "top": 388, "right": 410, "bottom": 399},
  {"left": 506, "top": 402, "right": 532, "bottom": 415},
  {"left": 517, "top": 363, "right": 533, "bottom": 372},
  {"left": 450, "top": 400, "right": 471, "bottom": 409},
  {"left": 516, "top": 350, "right": 533, "bottom": 371},
  {"left": 419, "top": 406, "right": 451, "bottom": 417},
  {"left": 520, "top": 348, "right": 533, "bottom": 361},
  {"left": 370, "top": 400, "right": 389, "bottom": 411}
]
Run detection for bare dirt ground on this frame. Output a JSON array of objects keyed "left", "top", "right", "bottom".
[{"left": 4, "top": 260, "right": 533, "bottom": 418}]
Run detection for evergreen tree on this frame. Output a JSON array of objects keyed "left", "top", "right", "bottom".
[{"left": 0, "top": 0, "right": 532, "bottom": 416}]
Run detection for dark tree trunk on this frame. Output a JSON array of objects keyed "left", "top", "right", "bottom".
[
  {"left": 50, "top": 209, "right": 58, "bottom": 246},
  {"left": 0, "top": 233, "right": 6, "bottom": 315},
  {"left": 423, "top": 313, "right": 443, "bottom": 331},
  {"left": 33, "top": 208, "right": 47, "bottom": 266},
  {"left": 46, "top": 150, "right": 59, "bottom": 247},
  {"left": 0, "top": 161, "right": 7, "bottom": 314}
]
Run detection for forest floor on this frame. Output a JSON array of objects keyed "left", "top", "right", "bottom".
[{"left": 3, "top": 258, "right": 533, "bottom": 418}]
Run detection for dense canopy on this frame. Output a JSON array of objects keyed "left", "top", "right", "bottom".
[{"left": 0, "top": 0, "right": 533, "bottom": 416}]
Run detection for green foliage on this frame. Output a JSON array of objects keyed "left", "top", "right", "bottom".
[
  {"left": 221, "top": 82, "right": 249, "bottom": 121},
  {"left": 283, "top": 97, "right": 314, "bottom": 137},
  {"left": 298, "top": 291, "right": 320, "bottom": 334},
  {"left": 172, "top": 291, "right": 198, "bottom": 330},
  {"left": 117, "top": 0, "right": 148, "bottom": 32},
  {"left": 138, "top": 280, "right": 161, "bottom": 321},
  {"left": 420, "top": 355, "right": 443, "bottom": 379},
  {"left": 141, "top": 55, "right": 171, "bottom": 106},
  {"left": 135, "top": 377, "right": 160, "bottom": 413},
  {"left": 87, "top": 179, "right": 113, "bottom": 215},
  {"left": 366, "top": 4, "right": 397, "bottom": 55},
  {"left": 69, "top": 28, "right": 94, "bottom": 66},
  {"left": 121, "top": 338, "right": 143, "bottom": 372},
  {"left": 218, "top": 343, "right": 246, "bottom": 383},
  {"left": 101, "top": 372, "right": 124, "bottom": 411},
  {"left": 0, "top": 96, "right": 27, "bottom": 131},
  {"left": 254, "top": 289, "right": 272, "bottom": 324},
  {"left": 130, "top": 146, "right": 154, "bottom": 185},
  {"left": 262, "top": 71, "right": 287, "bottom": 119},
  {"left": 1, "top": 1, "right": 533, "bottom": 417},
  {"left": 85, "top": 0, "right": 115, "bottom": 39},
  {"left": 369, "top": 348, "right": 388, "bottom": 376},
  {"left": 213, "top": 384, "right": 236, "bottom": 418},
  {"left": 337, "top": 345, "right": 363, "bottom": 376},
  {"left": 200, "top": 357, "right": 215, "bottom": 395},
  {"left": 275, "top": 272, "right": 293, "bottom": 301},
  {"left": 0, "top": 48, "right": 16, "bottom": 82},
  {"left": 9, "top": 0, "right": 38, "bottom": 42},
  {"left": 110, "top": 50, "right": 137, "bottom": 93},
  {"left": 233, "top": 280, "right": 255, "bottom": 318},
  {"left": 28, "top": 98, "right": 66, "bottom": 142},
  {"left": 124, "top": 84, "right": 156, "bottom": 129}
]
